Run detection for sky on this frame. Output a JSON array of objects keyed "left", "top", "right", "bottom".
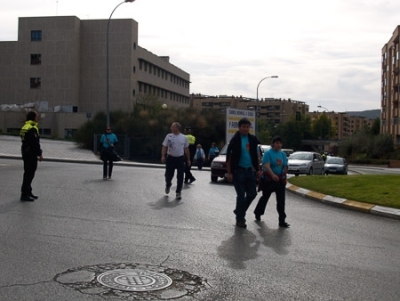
[{"left": 1, "top": 0, "right": 400, "bottom": 113}]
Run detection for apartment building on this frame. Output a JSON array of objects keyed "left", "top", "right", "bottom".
[
  {"left": 381, "top": 25, "right": 400, "bottom": 146},
  {"left": 308, "top": 111, "right": 374, "bottom": 140},
  {"left": 0, "top": 16, "right": 190, "bottom": 138},
  {"left": 191, "top": 94, "right": 309, "bottom": 124}
]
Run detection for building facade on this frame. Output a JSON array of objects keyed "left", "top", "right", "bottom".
[
  {"left": 381, "top": 25, "right": 400, "bottom": 146},
  {"left": 191, "top": 94, "right": 309, "bottom": 125},
  {"left": 0, "top": 16, "right": 190, "bottom": 138}
]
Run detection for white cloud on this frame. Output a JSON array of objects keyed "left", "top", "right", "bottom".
[{"left": 1, "top": 0, "right": 399, "bottom": 112}]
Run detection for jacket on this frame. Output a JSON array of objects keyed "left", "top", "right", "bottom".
[
  {"left": 226, "top": 131, "right": 260, "bottom": 172},
  {"left": 20, "top": 120, "right": 42, "bottom": 156}
]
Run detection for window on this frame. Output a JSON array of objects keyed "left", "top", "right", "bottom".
[
  {"left": 31, "top": 30, "right": 42, "bottom": 41},
  {"left": 30, "top": 78, "right": 41, "bottom": 89},
  {"left": 31, "top": 54, "right": 41, "bottom": 65}
]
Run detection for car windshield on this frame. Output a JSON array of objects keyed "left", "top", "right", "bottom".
[
  {"left": 219, "top": 144, "right": 229, "bottom": 155},
  {"left": 326, "top": 157, "right": 344, "bottom": 164},
  {"left": 289, "top": 153, "right": 312, "bottom": 160}
]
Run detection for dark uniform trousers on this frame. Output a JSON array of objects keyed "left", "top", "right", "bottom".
[{"left": 21, "top": 152, "right": 38, "bottom": 196}]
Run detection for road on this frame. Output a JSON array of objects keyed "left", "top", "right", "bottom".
[{"left": 0, "top": 158, "right": 399, "bottom": 301}]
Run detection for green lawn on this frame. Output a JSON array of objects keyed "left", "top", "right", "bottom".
[{"left": 288, "top": 175, "right": 400, "bottom": 209}]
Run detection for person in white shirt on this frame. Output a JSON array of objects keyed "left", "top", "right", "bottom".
[{"left": 161, "top": 122, "right": 191, "bottom": 200}]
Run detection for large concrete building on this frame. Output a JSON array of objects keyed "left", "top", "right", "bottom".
[
  {"left": 0, "top": 16, "right": 190, "bottom": 138},
  {"left": 381, "top": 25, "right": 400, "bottom": 146}
]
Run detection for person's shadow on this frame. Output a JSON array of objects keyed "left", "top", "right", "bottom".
[
  {"left": 217, "top": 227, "right": 261, "bottom": 269},
  {"left": 255, "top": 221, "right": 291, "bottom": 255},
  {"left": 148, "top": 196, "right": 183, "bottom": 210}
]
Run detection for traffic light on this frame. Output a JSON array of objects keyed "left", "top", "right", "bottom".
[{"left": 296, "top": 111, "right": 301, "bottom": 121}]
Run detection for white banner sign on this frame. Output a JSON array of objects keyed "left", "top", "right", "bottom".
[{"left": 225, "top": 107, "right": 256, "bottom": 144}]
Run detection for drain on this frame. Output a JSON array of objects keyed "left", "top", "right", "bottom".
[
  {"left": 97, "top": 269, "right": 172, "bottom": 292},
  {"left": 54, "top": 262, "right": 207, "bottom": 300}
]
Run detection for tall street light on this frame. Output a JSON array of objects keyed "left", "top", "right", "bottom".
[
  {"left": 255, "top": 75, "right": 278, "bottom": 136},
  {"left": 318, "top": 105, "right": 331, "bottom": 139},
  {"left": 106, "top": 0, "right": 136, "bottom": 126}
]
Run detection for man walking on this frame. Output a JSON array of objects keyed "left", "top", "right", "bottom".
[
  {"left": 254, "top": 136, "right": 290, "bottom": 228},
  {"left": 161, "top": 122, "right": 191, "bottom": 200},
  {"left": 226, "top": 118, "right": 260, "bottom": 228},
  {"left": 20, "top": 111, "right": 43, "bottom": 202}
]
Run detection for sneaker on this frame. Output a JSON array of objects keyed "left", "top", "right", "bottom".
[
  {"left": 176, "top": 192, "right": 181, "bottom": 200},
  {"left": 165, "top": 186, "right": 170, "bottom": 194},
  {"left": 255, "top": 214, "right": 261, "bottom": 221}
]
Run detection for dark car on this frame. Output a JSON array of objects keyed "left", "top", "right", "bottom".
[
  {"left": 324, "top": 156, "right": 348, "bottom": 175},
  {"left": 210, "top": 144, "right": 228, "bottom": 182},
  {"left": 287, "top": 151, "right": 325, "bottom": 176}
]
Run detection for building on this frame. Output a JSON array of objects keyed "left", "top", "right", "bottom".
[
  {"left": 381, "top": 25, "right": 400, "bottom": 146},
  {"left": 191, "top": 94, "right": 309, "bottom": 124},
  {"left": 0, "top": 16, "right": 190, "bottom": 138}
]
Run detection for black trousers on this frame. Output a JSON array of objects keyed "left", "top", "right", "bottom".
[
  {"left": 103, "top": 159, "right": 113, "bottom": 178},
  {"left": 254, "top": 180, "right": 287, "bottom": 223},
  {"left": 165, "top": 156, "right": 185, "bottom": 193},
  {"left": 21, "top": 153, "right": 38, "bottom": 196}
]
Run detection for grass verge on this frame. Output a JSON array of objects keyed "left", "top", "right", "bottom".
[{"left": 288, "top": 175, "right": 400, "bottom": 209}]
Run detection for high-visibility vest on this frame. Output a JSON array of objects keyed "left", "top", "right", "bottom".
[
  {"left": 186, "top": 134, "right": 196, "bottom": 145},
  {"left": 20, "top": 121, "right": 39, "bottom": 141}
]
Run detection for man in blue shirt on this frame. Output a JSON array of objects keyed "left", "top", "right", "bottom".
[
  {"left": 226, "top": 118, "right": 260, "bottom": 228},
  {"left": 254, "top": 136, "right": 290, "bottom": 228}
]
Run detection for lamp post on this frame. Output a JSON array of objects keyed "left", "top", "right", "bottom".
[
  {"left": 317, "top": 105, "right": 331, "bottom": 139},
  {"left": 255, "top": 75, "right": 278, "bottom": 136},
  {"left": 106, "top": 0, "right": 136, "bottom": 126}
]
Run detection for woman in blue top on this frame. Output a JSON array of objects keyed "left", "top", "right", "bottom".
[
  {"left": 254, "top": 136, "right": 290, "bottom": 228},
  {"left": 98, "top": 126, "right": 118, "bottom": 180}
]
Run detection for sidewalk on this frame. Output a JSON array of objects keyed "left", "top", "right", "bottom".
[{"left": 1, "top": 135, "right": 399, "bottom": 220}]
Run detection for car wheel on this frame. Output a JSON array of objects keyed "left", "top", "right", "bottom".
[
  {"left": 295, "top": 174, "right": 299, "bottom": 177},
  {"left": 211, "top": 175, "right": 218, "bottom": 182},
  {"left": 308, "top": 167, "right": 313, "bottom": 175},
  {"left": 325, "top": 171, "right": 329, "bottom": 175}
]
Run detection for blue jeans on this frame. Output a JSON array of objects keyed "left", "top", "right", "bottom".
[
  {"left": 165, "top": 156, "right": 185, "bottom": 193},
  {"left": 233, "top": 169, "right": 257, "bottom": 222}
]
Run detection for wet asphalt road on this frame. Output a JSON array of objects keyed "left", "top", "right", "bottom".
[{"left": 0, "top": 158, "right": 399, "bottom": 301}]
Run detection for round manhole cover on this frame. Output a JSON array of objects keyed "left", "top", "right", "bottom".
[
  {"left": 97, "top": 269, "right": 172, "bottom": 292},
  {"left": 54, "top": 262, "right": 207, "bottom": 300}
]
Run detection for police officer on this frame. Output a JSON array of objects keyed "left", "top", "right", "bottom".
[
  {"left": 184, "top": 127, "right": 196, "bottom": 184},
  {"left": 20, "top": 111, "right": 43, "bottom": 201}
]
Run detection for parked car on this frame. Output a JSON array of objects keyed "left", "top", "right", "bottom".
[
  {"left": 258, "top": 144, "right": 271, "bottom": 162},
  {"left": 287, "top": 151, "right": 325, "bottom": 176},
  {"left": 282, "top": 148, "right": 294, "bottom": 157},
  {"left": 210, "top": 144, "right": 228, "bottom": 182},
  {"left": 324, "top": 156, "right": 348, "bottom": 175}
]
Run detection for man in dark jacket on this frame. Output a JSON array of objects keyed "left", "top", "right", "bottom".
[
  {"left": 226, "top": 118, "right": 260, "bottom": 228},
  {"left": 20, "top": 111, "right": 43, "bottom": 201}
]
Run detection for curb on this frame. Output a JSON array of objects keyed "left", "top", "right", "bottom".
[{"left": 286, "top": 183, "right": 400, "bottom": 220}]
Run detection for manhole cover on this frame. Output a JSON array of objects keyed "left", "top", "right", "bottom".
[
  {"left": 97, "top": 269, "right": 172, "bottom": 292},
  {"left": 54, "top": 262, "right": 207, "bottom": 300}
]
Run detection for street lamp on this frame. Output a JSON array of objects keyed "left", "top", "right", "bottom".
[
  {"left": 106, "top": 0, "right": 136, "bottom": 126},
  {"left": 317, "top": 105, "right": 331, "bottom": 139},
  {"left": 255, "top": 75, "right": 278, "bottom": 136}
]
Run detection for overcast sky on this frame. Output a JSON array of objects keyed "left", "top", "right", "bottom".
[{"left": 1, "top": 0, "right": 400, "bottom": 112}]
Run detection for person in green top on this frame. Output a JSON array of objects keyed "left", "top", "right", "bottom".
[
  {"left": 20, "top": 111, "right": 43, "bottom": 202},
  {"left": 184, "top": 127, "right": 196, "bottom": 184}
]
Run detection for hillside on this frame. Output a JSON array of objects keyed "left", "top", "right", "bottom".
[{"left": 345, "top": 109, "right": 380, "bottom": 119}]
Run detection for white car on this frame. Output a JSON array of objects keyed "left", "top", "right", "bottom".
[{"left": 288, "top": 151, "right": 325, "bottom": 176}]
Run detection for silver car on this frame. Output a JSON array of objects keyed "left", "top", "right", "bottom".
[
  {"left": 288, "top": 151, "right": 325, "bottom": 176},
  {"left": 324, "top": 156, "right": 348, "bottom": 175}
]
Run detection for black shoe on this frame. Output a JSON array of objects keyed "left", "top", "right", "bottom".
[
  {"left": 255, "top": 214, "right": 261, "bottom": 221},
  {"left": 20, "top": 195, "right": 35, "bottom": 202},
  {"left": 236, "top": 221, "right": 247, "bottom": 228},
  {"left": 29, "top": 193, "right": 38, "bottom": 199},
  {"left": 189, "top": 178, "right": 196, "bottom": 184},
  {"left": 279, "top": 222, "right": 290, "bottom": 228}
]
